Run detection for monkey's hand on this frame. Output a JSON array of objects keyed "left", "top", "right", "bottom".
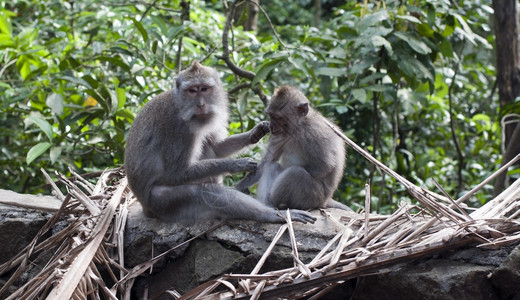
[
  {"left": 232, "top": 158, "right": 258, "bottom": 173},
  {"left": 287, "top": 209, "right": 317, "bottom": 224},
  {"left": 236, "top": 171, "right": 256, "bottom": 193},
  {"left": 249, "top": 121, "right": 270, "bottom": 144}
]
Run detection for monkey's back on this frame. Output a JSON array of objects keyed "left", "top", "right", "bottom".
[
  {"left": 125, "top": 90, "right": 184, "bottom": 200},
  {"left": 297, "top": 110, "right": 345, "bottom": 193}
]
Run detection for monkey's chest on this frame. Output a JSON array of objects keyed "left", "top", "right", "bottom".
[{"left": 279, "top": 149, "right": 305, "bottom": 169}]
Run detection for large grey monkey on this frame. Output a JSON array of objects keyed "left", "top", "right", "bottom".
[
  {"left": 236, "top": 85, "right": 351, "bottom": 211},
  {"left": 124, "top": 62, "right": 316, "bottom": 224}
]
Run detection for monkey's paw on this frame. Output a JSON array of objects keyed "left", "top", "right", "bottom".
[
  {"left": 289, "top": 209, "right": 317, "bottom": 224},
  {"left": 249, "top": 121, "right": 270, "bottom": 144},
  {"left": 235, "top": 158, "right": 258, "bottom": 172}
]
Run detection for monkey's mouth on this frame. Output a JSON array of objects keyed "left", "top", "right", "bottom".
[
  {"left": 270, "top": 125, "right": 282, "bottom": 135},
  {"left": 194, "top": 108, "right": 212, "bottom": 118}
]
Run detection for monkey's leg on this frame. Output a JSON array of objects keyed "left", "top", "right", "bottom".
[
  {"left": 257, "top": 162, "right": 283, "bottom": 205},
  {"left": 269, "top": 166, "right": 326, "bottom": 210},
  {"left": 148, "top": 184, "right": 316, "bottom": 224}
]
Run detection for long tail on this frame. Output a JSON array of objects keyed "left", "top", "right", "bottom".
[{"left": 326, "top": 199, "right": 353, "bottom": 211}]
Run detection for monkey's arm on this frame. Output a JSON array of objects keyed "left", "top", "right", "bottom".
[
  {"left": 235, "top": 137, "right": 285, "bottom": 192},
  {"left": 213, "top": 121, "right": 270, "bottom": 158},
  {"left": 161, "top": 158, "right": 257, "bottom": 185},
  {"left": 235, "top": 169, "right": 262, "bottom": 193}
]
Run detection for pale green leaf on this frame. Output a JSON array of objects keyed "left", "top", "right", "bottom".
[
  {"left": 26, "top": 115, "right": 54, "bottom": 142},
  {"left": 352, "top": 89, "right": 367, "bottom": 103},
  {"left": 27, "top": 142, "right": 51, "bottom": 165},
  {"left": 46, "top": 93, "right": 64, "bottom": 116},
  {"left": 370, "top": 35, "right": 393, "bottom": 55},
  {"left": 50, "top": 146, "right": 62, "bottom": 164},
  {"left": 315, "top": 67, "right": 345, "bottom": 77}
]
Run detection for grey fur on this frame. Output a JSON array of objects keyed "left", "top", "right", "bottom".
[
  {"left": 124, "top": 63, "right": 316, "bottom": 224},
  {"left": 237, "top": 85, "right": 351, "bottom": 211}
]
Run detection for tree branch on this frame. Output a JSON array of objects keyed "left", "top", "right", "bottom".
[
  {"left": 220, "top": 0, "right": 255, "bottom": 80},
  {"left": 493, "top": 118, "right": 520, "bottom": 195},
  {"left": 219, "top": 0, "right": 269, "bottom": 105},
  {"left": 175, "top": 0, "right": 190, "bottom": 73},
  {"left": 448, "top": 49, "right": 465, "bottom": 195}
]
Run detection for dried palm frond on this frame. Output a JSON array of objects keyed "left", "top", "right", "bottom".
[{"left": 1, "top": 125, "right": 519, "bottom": 299}]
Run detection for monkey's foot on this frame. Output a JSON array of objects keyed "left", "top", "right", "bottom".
[{"left": 288, "top": 209, "right": 317, "bottom": 224}]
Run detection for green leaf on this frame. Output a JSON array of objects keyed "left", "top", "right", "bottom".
[
  {"left": 16, "top": 56, "right": 31, "bottom": 80},
  {"left": 130, "top": 17, "right": 148, "bottom": 43},
  {"left": 82, "top": 75, "right": 99, "bottom": 89},
  {"left": 85, "top": 89, "right": 109, "bottom": 112},
  {"left": 46, "top": 93, "right": 64, "bottom": 116},
  {"left": 26, "top": 115, "right": 54, "bottom": 142},
  {"left": 60, "top": 75, "right": 93, "bottom": 89},
  {"left": 453, "top": 13, "right": 476, "bottom": 45},
  {"left": 357, "top": 10, "right": 389, "bottom": 32},
  {"left": 0, "top": 10, "right": 14, "bottom": 36},
  {"left": 439, "top": 39, "right": 454, "bottom": 58},
  {"left": 252, "top": 57, "right": 285, "bottom": 86},
  {"left": 237, "top": 90, "right": 248, "bottom": 117},
  {"left": 115, "top": 108, "right": 135, "bottom": 122},
  {"left": 393, "top": 31, "right": 431, "bottom": 55},
  {"left": 116, "top": 87, "right": 126, "bottom": 110},
  {"left": 168, "top": 25, "right": 185, "bottom": 40},
  {"left": 352, "top": 89, "right": 367, "bottom": 103},
  {"left": 50, "top": 146, "right": 62, "bottom": 164},
  {"left": 97, "top": 56, "right": 131, "bottom": 73},
  {"left": 395, "top": 15, "right": 421, "bottom": 24},
  {"left": 26, "top": 142, "right": 51, "bottom": 165},
  {"left": 315, "top": 67, "right": 345, "bottom": 77},
  {"left": 335, "top": 105, "right": 348, "bottom": 114},
  {"left": 371, "top": 35, "right": 393, "bottom": 55}
]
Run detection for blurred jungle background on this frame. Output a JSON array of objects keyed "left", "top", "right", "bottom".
[{"left": 1, "top": 0, "right": 519, "bottom": 213}]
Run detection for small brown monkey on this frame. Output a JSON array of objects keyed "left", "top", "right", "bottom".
[
  {"left": 237, "top": 85, "right": 351, "bottom": 211},
  {"left": 125, "top": 62, "right": 316, "bottom": 224}
]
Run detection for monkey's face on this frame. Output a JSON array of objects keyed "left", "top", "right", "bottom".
[
  {"left": 268, "top": 99, "right": 309, "bottom": 136},
  {"left": 186, "top": 84, "right": 215, "bottom": 118},
  {"left": 268, "top": 111, "right": 288, "bottom": 136},
  {"left": 267, "top": 102, "right": 296, "bottom": 136}
]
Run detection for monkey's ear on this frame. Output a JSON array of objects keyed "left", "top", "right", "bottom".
[
  {"left": 296, "top": 102, "right": 309, "bottom": 117},
  {"left": 175, "top": 77, "right": 181, "bottom": 90}
]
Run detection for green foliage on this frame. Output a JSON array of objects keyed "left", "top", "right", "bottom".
[{"left": 0, "top": 0, "right": 501, "bottom": 213}]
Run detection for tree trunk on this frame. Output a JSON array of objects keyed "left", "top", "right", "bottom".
[
  {"left": 245, "top": 0, "right": 259, "bottom": 31},
  {"left": 233, "top": 0, "right": 259, "bottom": 31},
  {"left": 492, "top": 0, "right": 520, "bottom": 195},
  {"left": 314, "top": 0, "right": 321, "bottom": 27}
]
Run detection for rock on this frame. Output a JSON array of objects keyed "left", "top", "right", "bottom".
[
  {"left": 137, "top": 240, "right": 247, "bottom": 299},
  {"left": 1, "top": 190, "right": 520, "bottom": 299},
  {"left": 351, "top": 259, "right": 498, "bottom": 300},
  {"left": 124, "top": 202, "right": 190, "bottom": 267},
  {"left": 0, "top": 190, "right": 56, "bottom": 264},
  {"left": 491, "top": 244, "right": 520, "bottom": 299}
]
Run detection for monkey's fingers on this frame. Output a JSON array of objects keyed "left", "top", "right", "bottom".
[
  {"left": 249, "top": 121, "right": 271, "bottom": 143},
  {"left": 289, "top": 209, "right": 317, "bottom": 224}
]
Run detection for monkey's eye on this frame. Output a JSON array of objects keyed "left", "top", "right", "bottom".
[
  {"left": 201, "top": 87, "right": 208, "bottom": 92},
  {"left": 188, "top": 88, "right": 198, "bottom": 95}
]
